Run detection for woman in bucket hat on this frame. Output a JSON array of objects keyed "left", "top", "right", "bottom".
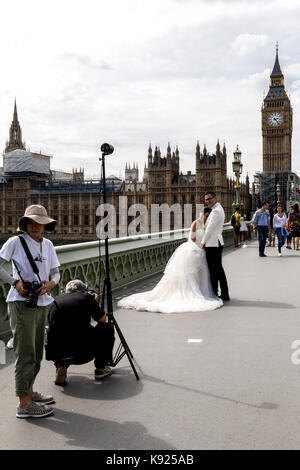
[{"left": 0, "top": 205, "right": 60, "bottom": 418}]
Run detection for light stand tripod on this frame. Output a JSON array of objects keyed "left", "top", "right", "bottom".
[{"left": 98, "top": 143, "right": 139, "bottom": 380}]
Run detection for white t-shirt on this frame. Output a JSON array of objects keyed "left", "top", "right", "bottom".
[
  {"left": 240, "top": 216, "right": 248, "bottom": 231},
  {"left": 273, "top": 213, "right": 287, "bottom": 229},
  {"left": 0, "top": 233, "right": 60, "bottom": 306}
]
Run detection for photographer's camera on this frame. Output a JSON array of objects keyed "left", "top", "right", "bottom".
[{"left": 23, "top": 281, "right": 42, "bottom": 308}]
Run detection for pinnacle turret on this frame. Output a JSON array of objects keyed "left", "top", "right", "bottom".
[{"left": 5, "top": 99, "right": 26, "bottom": 153}]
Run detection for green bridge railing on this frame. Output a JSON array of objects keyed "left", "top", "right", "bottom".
[{"left": 0, "top": 224, "right": 246, "bottom": 339}]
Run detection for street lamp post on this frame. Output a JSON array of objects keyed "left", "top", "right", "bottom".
[
  {"left": 276, "top": 182, "right": 281, "bottom": 204},
  {"left": 232, "top": 145, "right": 243, "bottom": 211}
]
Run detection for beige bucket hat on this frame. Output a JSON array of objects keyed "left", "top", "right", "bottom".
[{"left": 18, "top": 205, "right": 56, "bottom": 232}]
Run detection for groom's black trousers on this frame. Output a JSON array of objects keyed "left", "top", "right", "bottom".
[{"left": 205, "top": 243, "right": 229, "bottom": 297}]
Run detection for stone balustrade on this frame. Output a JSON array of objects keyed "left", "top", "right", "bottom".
[{"left": 0, "top": 223, "right": 250, "bottom": 338}]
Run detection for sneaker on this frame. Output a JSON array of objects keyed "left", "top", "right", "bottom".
[
  {"left": 278, "top": 253, "right": 282, "bottom": 257},
  {"left": 54, "top": 366, "right": 68, "bottom": 386},
  {"left": 16, "top": 401, "right": 53, "bottom": 419},
  {"left": 95, "top": 366, "right": 112, "bottom": 380},
  {"left": 31, "top": 391, "right": 55, "bottom": 405}
]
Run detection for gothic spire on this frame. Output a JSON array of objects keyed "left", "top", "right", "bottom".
[
  {"left": 167, "top": 142, "right": 172, "bottom": 163},
  {"left": 271, "top": 42, "right": 283, "bottom": 79},
  {"left": 5, "top": 99, "right": 26, "bottom": 153},
  {"left": 13, "top": 99, "right": 18, "bottom": 119},
  {"left": 196, "top": 140, "right": 200, "bottom": 159}
]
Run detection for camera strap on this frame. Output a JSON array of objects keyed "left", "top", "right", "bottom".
[
  {"left": 12, "top": 259, "right": 25, "bottom": 283},
  {"left": 18, "top": 235, "right": 42, "bottom": 283}
]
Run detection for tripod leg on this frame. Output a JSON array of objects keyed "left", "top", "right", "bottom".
[
  {"left": 111, "top": 316, "right": 134, "bottom": 359},
  {"left": 124, "top": 347, "right": 140, "bottom": 381},
  {"left": 109, "top": 314, "right": 139, "bottom": 380}
]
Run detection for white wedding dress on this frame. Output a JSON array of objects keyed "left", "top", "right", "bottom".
[{"left": 118, "top": 219, "right": 223, "bottom": 313}]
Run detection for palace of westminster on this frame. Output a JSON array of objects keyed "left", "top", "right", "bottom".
[{"left": 0, "top": 46, "right": 299, "bottom": 243}]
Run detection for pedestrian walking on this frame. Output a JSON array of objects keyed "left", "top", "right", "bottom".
[
  {"left": 273, "top": 205, "right": 287, "bottom": 256},
  {"left": 239, "top": 209, "right": 248, "bottom": 247},
  {"left": 287, "top": 203, "right": 300, "bottom": 250},
  {"left": 253, "top": 201, "right": 270, "bottom": 257},
  {"left": 231, "top": 207, "right": 241, "bottom": 247},
  {"left": 286, "top": 206, "right": 293, "bottom": 250},
  {"left": 267, "top": 207, "right": 275, "bottom": 247}
]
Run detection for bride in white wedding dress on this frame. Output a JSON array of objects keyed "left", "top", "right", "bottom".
[{"left": 118, "top": 210, "right": 223, "bottom": 313}]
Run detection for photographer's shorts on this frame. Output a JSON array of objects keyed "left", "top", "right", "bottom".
[{"left": 7, "top": 301, "right": 48, "bottom": 397}]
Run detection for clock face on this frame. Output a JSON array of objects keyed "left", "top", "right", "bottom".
[{"left": 268, "top": 112, "right": 283, "bottom": 127}]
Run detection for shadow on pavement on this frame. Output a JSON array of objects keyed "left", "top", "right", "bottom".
[
  {"left": 61, "top": 368, "right": 143, "bottom": 401},
  {"left": 141, "top": 373, "right": 279, "bottom": 412},
  {"left": 228, "top": 299, "right": 295, "bottom": 309},
  {"left": 29, "top": 408, "right": 175, "bottom": 450},
  {"left": 275, "top": 254, "right": 300, "bottom": 258}
]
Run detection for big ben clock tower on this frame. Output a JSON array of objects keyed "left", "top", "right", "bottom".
[{"left": 262, "top": 44, "right": 293, "bottom": 172}]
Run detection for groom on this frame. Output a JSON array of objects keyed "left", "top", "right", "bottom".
[{"left": 200, "top": 191, "right": 230, "bottom": 301}]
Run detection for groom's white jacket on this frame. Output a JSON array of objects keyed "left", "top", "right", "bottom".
[{"left": 201, "top": 202, "right": 225, "bottom": 247}]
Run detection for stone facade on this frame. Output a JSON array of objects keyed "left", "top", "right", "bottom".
[
  {"left": 0, "top": 103, "right": 251, "bottom": 243},
  {"left": 136, "top": 142, "right": 251, "bottom": 224}
]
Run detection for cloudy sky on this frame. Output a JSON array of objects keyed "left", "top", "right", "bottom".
[{"left": 1, "top": 0, "right": 300, "bottom": 183}]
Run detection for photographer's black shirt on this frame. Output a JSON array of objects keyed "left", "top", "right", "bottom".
[{"left": 46, "top": 291, "right": 105, "bottom": 361}]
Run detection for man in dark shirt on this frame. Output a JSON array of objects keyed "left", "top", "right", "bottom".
[{"left": 45, "top": 279, "right": 115, "bottom": 385}]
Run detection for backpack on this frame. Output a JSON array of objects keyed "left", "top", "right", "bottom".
[{"left": 230, "top": 214, "right": 235, "bottom": 226}]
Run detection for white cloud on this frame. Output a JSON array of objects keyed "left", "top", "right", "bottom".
[
  {"left": 231, "top": 34, "right": 269, "bottom": 58},
  {"left": 1, "top": 0, "right": 300, "bottom": 181},
  {"left": 285, "top": 63, "right": 300, "bottom": 79}
]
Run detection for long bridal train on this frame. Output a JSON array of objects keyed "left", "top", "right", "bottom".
[{"left": 118, "top": 223, "right": 223, "bottom": 313}]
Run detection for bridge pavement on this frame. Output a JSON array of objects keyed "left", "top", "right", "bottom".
[{"left": 1, "top": 241, "right": 300, "bottom": 450}]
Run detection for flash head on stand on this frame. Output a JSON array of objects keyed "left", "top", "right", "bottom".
[
  {"left": 100, "top": 143, "right": 114, "bottom": 156},
  {"left": 97, "top": 140, "right": 139, "bottom": 380}
]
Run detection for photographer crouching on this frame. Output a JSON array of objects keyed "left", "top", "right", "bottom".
[
  {"left": 45, "top": 279, "right": 115, "bottom": 386},
  {"left": 0, "top": 205, "right": 60, "bottom": 419}
]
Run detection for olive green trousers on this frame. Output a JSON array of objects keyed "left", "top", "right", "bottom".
[{"left": 8, "top": 301, "right": 48, "bottom": 397}]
